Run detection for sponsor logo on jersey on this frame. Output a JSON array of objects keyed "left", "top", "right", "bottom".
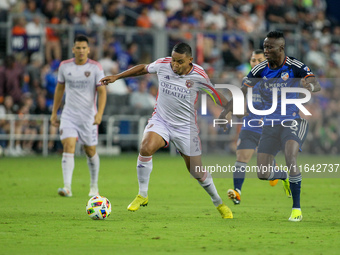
[
  {"left": 164, "top": 75, "right": 170, "bottom": 80},
  {"left": 281, "top": 72, "right": 289, "bottom": 81},
  {"left": 85, "top": 71, "right": 91, "bottom": 77}
]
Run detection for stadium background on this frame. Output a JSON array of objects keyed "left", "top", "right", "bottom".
[{"left": 0, "top": 0, "right": 340, "bottom": 156}]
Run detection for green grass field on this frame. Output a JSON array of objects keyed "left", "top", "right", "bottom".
[{"left": 0, "top": 154, "right": 339, "bottom": 255}]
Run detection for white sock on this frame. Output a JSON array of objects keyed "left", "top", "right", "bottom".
[
  {"left": 87, "top": 152, "right": 99, "bottom": 188},
  {"left": 197, "top": 171, "right": 222, "bottom": 207},
  {"left": 137, "top": 154, "right": 153, "bottom": 197},
  {"left": 87, "top": 152, "right": 100, "bottom": 188},
  {"left": 62, "top": 152, "right": 74, "bottom": 191}
]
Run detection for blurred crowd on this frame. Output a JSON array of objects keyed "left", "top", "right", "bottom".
[{"left": 0, "top": 0, "right": 340, "bottom": 155}]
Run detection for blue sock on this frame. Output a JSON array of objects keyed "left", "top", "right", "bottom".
[
  {"left": 289, "top": 174, "right": 302, "bottom": 209},
  {"left": 233, "top": 161, "right": 247, "bottom": 191}
]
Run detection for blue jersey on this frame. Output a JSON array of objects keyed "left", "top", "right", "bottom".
[
  {"left": 242, "top": 83, "right": 263, "bottom": 134},
  {"left": 243, "top": 56, "right": 314, "bottom": 126}
]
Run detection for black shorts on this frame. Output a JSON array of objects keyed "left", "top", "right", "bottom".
[
  {"left": 257, "top": 118, "right": 309, "bottom": 156},
  {"left": 237, "top": 129, "right": 261, "bottom": 150}
]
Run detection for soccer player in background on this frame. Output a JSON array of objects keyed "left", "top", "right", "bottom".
[
  {"left": 227, "top": 49, "right": 279, "bottom": 205},
  {"left": 50, "top": 35, "right": 107, "bottom": 197},
  {"left": 220, "top": 31, "right": 321, "bottom": 221},
  {"left": 100, "top": 42, "right": 233, "bottom": 219}
]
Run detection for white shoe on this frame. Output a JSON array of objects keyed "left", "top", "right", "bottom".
[
  {"left": 15, "top": 145, "right": 24, "bottom": 156},
  {"left": 88, "top": 186, "right": 99, "bottom": 197},
  {"left": 58, "top": 187, "right": 72, "bottom": 197},
  {"left": 7, "top": 147, "right": 19, "bottom": 157}
]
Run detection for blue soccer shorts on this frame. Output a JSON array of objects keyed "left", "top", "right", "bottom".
[{"left": 257, "top": 118, "right": 309, "bottom": 156}]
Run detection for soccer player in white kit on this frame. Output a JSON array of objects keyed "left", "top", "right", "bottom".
[
  {"left": 100, "top": 42, "right": 233, "bottom": 218},
  {"left": 50, "top": 35, "right": 107, "bottom": 197}
]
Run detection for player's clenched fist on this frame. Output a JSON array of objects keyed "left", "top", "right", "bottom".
[
  {"left": 50, "top": 113, "right": 60, "bottom": 127},
  {"left": 301, "top": 79, "right": 315, "bottom": 92},
  {"left": 100, "top": 75, "right": 118, "bottom": 85}
]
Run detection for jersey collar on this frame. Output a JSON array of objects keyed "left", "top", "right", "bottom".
[{"left": 267, "top": 56, "right": 287, "bottom": 70}]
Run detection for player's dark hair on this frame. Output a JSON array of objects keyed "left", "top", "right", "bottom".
[
  {"left": 266, "top": 31, "right": 284, "bottom": 39},
  {"left": 74, "top": 34, "right": 89, "bottom": 44},
  {"left": 173, "top": 42, "right": 192, "bottom": 57},
  {"left": 253, "top": 49, "right": 264, "bottom": 55}
]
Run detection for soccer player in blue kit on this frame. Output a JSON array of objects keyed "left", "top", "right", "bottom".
[
  {"left": 227, "top": 49, "right": 279, "bottom": 206},
  {"left": 221, "top": 31, "right": 321, "bottom": 221}
]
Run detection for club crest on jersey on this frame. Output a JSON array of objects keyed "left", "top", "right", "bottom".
[
  {"left": 85, "top": 71, "right": 91, "bottom": 77},
  {"left": 304, "top": 66, "right": 310, "bottom": 72},
  {"left": 186, "top": 80, "right": 194, "bottom": 88},
  {"left": 281, "top": 72, "right": 289, "bottom": 81}
]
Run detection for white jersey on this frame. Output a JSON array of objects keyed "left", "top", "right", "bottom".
[
  {"left": 147, "top": 57, "right": 215, "bottom": 131},
  {"left": 57, "top": 58, "right": 105, "bottom": 123}
]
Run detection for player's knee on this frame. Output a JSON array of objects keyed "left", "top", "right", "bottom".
[
  {"left": 237, "top": 154, "right": 250, "bottom": 163},
  {"left": 285, "top": 153, "right": 297, "bottom": 166},
  {"left": 139, "top": 144, "right": 154, "bottom": 156},
  {"left": 285, "top": 153, "right": 296, "bottom": 161},
  {"left": 84, "top": 147, "right": 96, "bottom": 157},
  {"left": 63, "top": 143, "right": 75, "bottom": 153}
]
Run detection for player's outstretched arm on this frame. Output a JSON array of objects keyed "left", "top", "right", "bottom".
[
  {"left": 302, "top": 77, "right": 321, "bottom": 92},
  {"left": 221, "top": 85, "right": 248, "bottom": 115},
  {"left": 100, "top": 64, "right": 149, "bottom": 85},
  {"left": 93, "top": 85, "right": 107, "bottom": 125},
  {"left": 50, "top": 83, "right": 65, "bottom": 127},
  {"left": 213, "top": 91, "right": 229, "bottom": 108},
  {"left": 217, "top": 86, "right": 248, "bottom": 131}
]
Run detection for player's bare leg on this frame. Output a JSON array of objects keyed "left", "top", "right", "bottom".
[
  {"left": 127, "top": 131, "right": 165, "bottom": 211},
  {"left": 285, "top": 140, "right": 303, "bottom": 221},
  {"left": 257, "top": 153, "right": 275, "bottom": 180},
  {"left": 257, "top": 152, "right": 288, "bottom": 187},
  {"left": 182, "top": 154, "right": 233, "bottom": 219},
  {"left": 58, "top": 137, "right": 77, "bottom": 197},
  {"left": 84, "top": 145, "right": 100, "bottom": 196}
]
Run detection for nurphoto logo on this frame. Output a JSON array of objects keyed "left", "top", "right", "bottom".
[{"left": 200, "top": 84, "right": 312, "bottom": 128}]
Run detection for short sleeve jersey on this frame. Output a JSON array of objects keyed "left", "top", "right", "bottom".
[
  {"left": 147, "top": 57, "right": 217, "bottom": 130},
  {"left": 243, "top": 56, "right": 314, "bottom": 125},
  {"left": 57, "top": 58, "right": 105, "bottom": 122}
]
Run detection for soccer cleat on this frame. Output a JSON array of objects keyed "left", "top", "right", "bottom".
[
  {"left": 269, "top": 179, "right": 279, "bottom": 186},
  {"left": 58, "top": 187, "right": 72, "bottom": 197},
  {"left": 216, "top": 203, "right": 233, "bottom": 219},
  {"left": 227, "top": 189, "right": 241, "bottom": 205},
  {"left": 288, "top": 209, "right": 303, "bottom": 222},
  {"left": 88, "top": 187, "right": 99, "bottom": 197},
  {"left": 127, "top": 194, "right": 148, "bottom": 211},
  {"left": 282, "top": 179, "right": 292, "bottom": 198}
]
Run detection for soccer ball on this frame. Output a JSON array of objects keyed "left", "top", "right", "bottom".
[{"left": 86, "top": 196, "right": 111, "bottom": 220}]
